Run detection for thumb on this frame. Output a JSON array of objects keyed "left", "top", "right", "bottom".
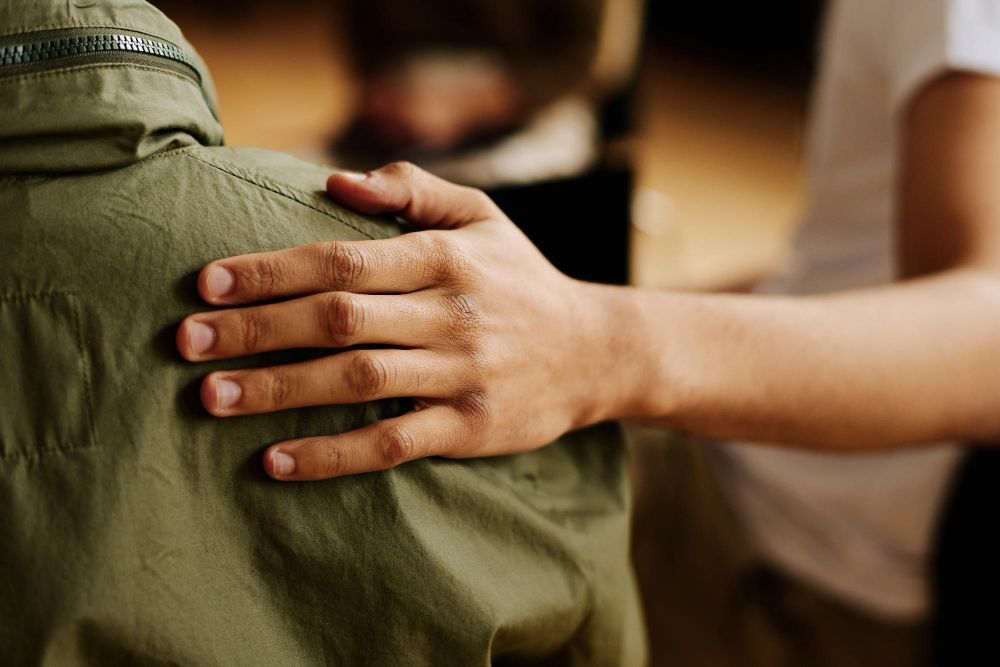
[{"left": 327, "top": 161, "right": 499, "bottom": 230}]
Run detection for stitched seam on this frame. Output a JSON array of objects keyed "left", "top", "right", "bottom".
[
  {"left": 0, "top": 147, "right": 201, "bottom": 184},
  {"left": 140, "top": 146, "right": 198, "bottom": 163},
  {"left": 183, "top": 152, "right": 378, "bottom": 240},
  {"left": 0, "top": 441, "right": 95, "bottom": 465},
  {"left": 0, "top": 61, "right": 200, "bottom": 86},
  {"left": 0, "top": 289, "right": 67, "bottom": 301},
  {"left": 0, "top": 291, "right": 98, "bottom": 461},
  {"left": 0, "top": 23, "right": 180, "bottom": 40}
]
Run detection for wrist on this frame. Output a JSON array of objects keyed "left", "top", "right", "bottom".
[{"left": 568, "top": 282, "right": 667, "bottom": 427}]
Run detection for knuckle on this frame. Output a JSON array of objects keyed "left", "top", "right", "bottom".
[
  {"left": 455, "top": 389, "right": 492, "bottom": 432},
  {"left": 378, "top": 424, "right": 415, "bottom": 468},
  {"left": 237, "top": 310, "right": 269, "bottom": 352},
  {"left": 348, "top": 352, "right": 390, "bottom": 400},
  {"left": 246, "top": 257, "right": 282, "bottom": 295},
  {"left": 466, "top": 187, "right": 497, "bottom": 213},
  {"left": 467, "top": 349, "right": 489, "bottom": 377},
  {"left": 442, "top": 292, "right": 482, "bottom": 343},
  {"left": 260, "top": 368, "right": 295, "bottom": 407},
  {"left": 320, "top": 241, "right": 366, "bottom": 290},
  {"left": 438, "top": 290, "right": 484, "bottom": 353},
  {"left": 383, "top": 160, "right": 417, "bottom": 180},
  {"left": 443, "top": 292, "right": 480, "bottom": 323},
  {"left": 323, "top": 292, "right": 363, "bottom": 345},
  {"left": 425, "top": 232, "right": 470, "bottom": 283},
  {"left": 319, "top": 443, "right": 346, "bottom": 477}
]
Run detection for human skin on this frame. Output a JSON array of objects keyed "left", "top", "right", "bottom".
[{"left": 177, "top": 72, "right": 1000, "bottom": 481}]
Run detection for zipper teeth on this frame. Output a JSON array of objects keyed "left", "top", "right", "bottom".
[{"left": 0, "top": 33, "right": 199, "bottom": 79}]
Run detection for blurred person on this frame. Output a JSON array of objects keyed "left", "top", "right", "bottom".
[
  {"left": 188, "top": 0, "right": 1000, "bottom": 663},
  {"left": 333, "top": 0, "right": 641, "bottom": 186},
  {"left": 0, "top": 1, "right": 645, "bottom": 664},
  {"left": 333, "top": 0, "right": 645, "bottom": 288}
]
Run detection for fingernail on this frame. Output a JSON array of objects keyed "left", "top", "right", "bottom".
[
  {"left": 270, "top": 451, "right": 296, "bottom": 477},
  {"left": 340, "top": 170, "right": 368, "bottom": 181},
  {"left": 205, "top": 265, "right": 234, "bottom": 298},
  {"left": 215, "top": 378, "right": 242, "bottom": 409},
  {"left": 187, "top": 321, "right": 216, "bottom": 356}
]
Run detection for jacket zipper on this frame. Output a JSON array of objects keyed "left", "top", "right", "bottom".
[{"left": 0, "top": 26, "right": 216, "bottom": 117}]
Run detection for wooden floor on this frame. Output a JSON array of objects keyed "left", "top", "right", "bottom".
[{"left": 168, "top": 2, "right": 807, "bottom": 293}]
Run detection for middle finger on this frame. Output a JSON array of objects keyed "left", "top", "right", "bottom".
[
  {"left": 200, "top": 349, "right": 458, "bottom": 416},
  {"left": 178, "top": 292, "right": 438, "bottom": 361}
]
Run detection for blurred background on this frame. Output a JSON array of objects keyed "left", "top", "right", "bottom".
[{"left": 153, "top": 0, "right": 822, "bottom": 292}]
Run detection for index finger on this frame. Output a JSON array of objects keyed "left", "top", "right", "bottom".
[{"left": 198, "top": 233, "right": 449, "bottom": 305}]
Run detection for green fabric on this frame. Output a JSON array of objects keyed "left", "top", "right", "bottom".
[
  {"left": 0, "top": 0, "right": 222, "bottom": 175},
  {"left": 0, "top": 2, "right": 644, "bottom": 665}
]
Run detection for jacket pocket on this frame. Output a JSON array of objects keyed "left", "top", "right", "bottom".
[{"left": 0, "top": 292, "right": 95, "bottom": 461}]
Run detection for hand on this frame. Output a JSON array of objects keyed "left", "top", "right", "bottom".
[{"left": 177, "top": 163, "right": 636, "bottom": 481}]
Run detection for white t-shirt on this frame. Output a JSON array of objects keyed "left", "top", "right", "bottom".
[{"left": 716, "top": 0, "right": 1000, "bottom": 620}]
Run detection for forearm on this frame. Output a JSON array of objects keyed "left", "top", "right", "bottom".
[
  {"left": 188, "top": 67, "right": 1000, "bottom": 478},
  {"left": 594, "top": 268, "right": 1000, "bottom": 449}
]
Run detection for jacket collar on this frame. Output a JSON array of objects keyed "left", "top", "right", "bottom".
[{"left": 0, "top": 0, "right": 223, "bottom": 175}]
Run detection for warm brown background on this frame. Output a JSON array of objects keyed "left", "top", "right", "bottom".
[{"left": 158, "top": 0, "right": 815, "bottom": 292}]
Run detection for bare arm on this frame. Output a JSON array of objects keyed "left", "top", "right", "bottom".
[
  {"left": 177, "top": 73, "right": 1000, "bottom": 480},
  {"left": 623, "top": 73, "right": 1000, "bottom": 448}
]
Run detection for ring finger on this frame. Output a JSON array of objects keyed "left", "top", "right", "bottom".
[{"left": 200, "top": 349, "right": 457, "bottom": 416}]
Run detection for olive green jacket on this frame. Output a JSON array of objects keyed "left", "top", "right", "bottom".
[{"left": 0, "top": 1, "right": 643, "bottom": 665}]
